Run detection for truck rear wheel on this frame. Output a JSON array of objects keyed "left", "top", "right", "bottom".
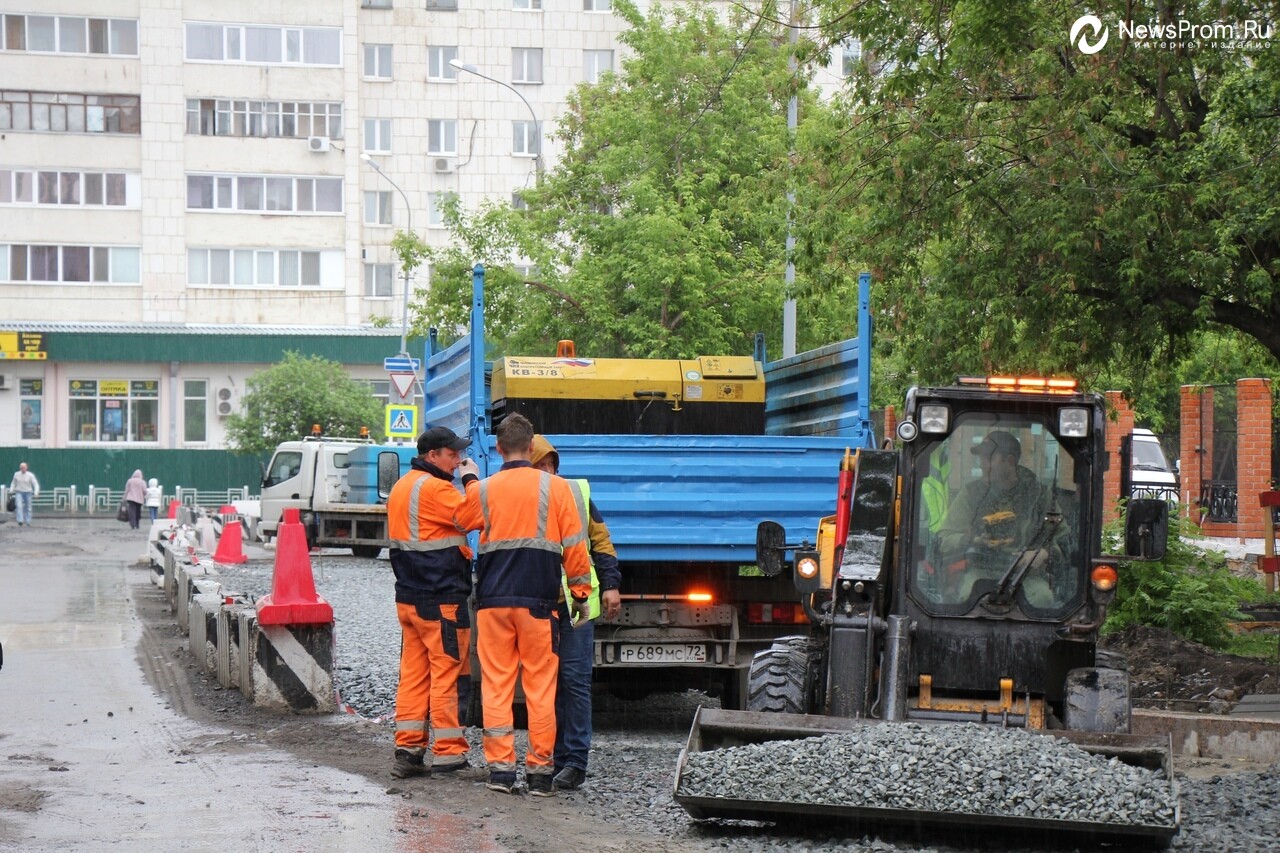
[{"left": 746, "top": 646, "right": 811, "bottom": 715}]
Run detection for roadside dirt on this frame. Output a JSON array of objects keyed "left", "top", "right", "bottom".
[{"left": 1100, "top": 625, "right": 1280, "bottom": 713}]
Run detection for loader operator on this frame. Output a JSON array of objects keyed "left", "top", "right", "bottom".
[
  {"left": 386, "top": 426, "right": 483, "bottom": 780},
  {"left": 934, "top": 430, "right": 1057, "bottom": 604}
]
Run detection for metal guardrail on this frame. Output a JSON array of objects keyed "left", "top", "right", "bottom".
[
  {"left": 1199, "top": 480, "right": 1239, "bottom": 523},
  {"left": 1, "top": 485, "right": 254, "bottom": 515},
  {"left": 1130, "top": 485, "right": 1180, "bottom": 504}
]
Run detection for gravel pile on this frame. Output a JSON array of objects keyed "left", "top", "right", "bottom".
[{"left": 676, "top": 722, "right": 1177, "bottom": 828}]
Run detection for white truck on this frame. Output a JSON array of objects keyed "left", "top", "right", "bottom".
[{"left": 258, "top": 435, "right": 414, "bottom": 557}]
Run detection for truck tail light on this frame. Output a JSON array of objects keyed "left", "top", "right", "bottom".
[
  {"left": 747, "top": 602, "right": 809, "bottom": 624},
  {"left": 687, "top": 591, "right": 713, "bottom": 603}
]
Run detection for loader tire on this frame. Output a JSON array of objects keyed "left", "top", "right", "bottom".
[
  {"left": 351, "top": 545, "right": 382, "bottom": 559},
  {"left": 1093, "top": 649, "right": 1129, "bottom": 671},
  {"left": 1064, "top": 666, "right": 1131, "bottom": 734},
  {"left": 746, "top": 647, "right": 809, "bottom": 715}
]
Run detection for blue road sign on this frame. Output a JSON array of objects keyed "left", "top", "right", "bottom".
[
  {"left": 385, "top": 404, "right": 418, "bottom": 438},
  {"left": 383, "top": 356, "right": 422, "bottom": 373}
]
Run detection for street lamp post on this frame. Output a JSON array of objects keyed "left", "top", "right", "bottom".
[
  {"left": 449, "top": 58, "right": 544, "bottom": 184},
  {"left": 359, "top": 152, "right": 413, "bottom": 358}
]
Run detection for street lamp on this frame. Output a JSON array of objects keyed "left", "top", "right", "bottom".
[
  {"left": 449, "top": 58, "right": 544, "bottom": 184},
  {"left": 359, "top": 152, "right": 413, "bottom": 358}
]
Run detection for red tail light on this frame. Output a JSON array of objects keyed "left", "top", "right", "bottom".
[{"left": 747, "top": 602, "right": 809, "bottom": 624}]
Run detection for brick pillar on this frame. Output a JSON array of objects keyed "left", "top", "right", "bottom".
[
  {"left": 1104, "top": 391, "right": 1135, "bottom": 519},
  {"left": 1180, "top": 385, "right": 1213, "bottom": 531},
  {"left": 1236, "top": 378, "right": 1273, "bottom": 538},
  {"left": 884, "top": 405, "right": 897, "bottom": 447}
]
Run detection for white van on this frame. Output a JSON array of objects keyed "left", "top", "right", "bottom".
[{"left": 1130, "top": 428, "right": 1179, "bottom": 503}]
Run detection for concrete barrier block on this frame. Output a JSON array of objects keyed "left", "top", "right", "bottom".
[
  {"left": 238, "top": 608, "right": 259, "bottom": 701},
  {"left": 189, "top": 593, "right": 222, "bottom": 674},
  {"left": 1134, "top": 709, "right": 1280, "bottom": 763},
  {"left": 175, "top": 566, "right": 220, "bottom": 634},
  {"left": 163, "top": 545, "right": 178, "bottom": 605},
  {"left": 249, "top": 622, "right": 336, "bottom": 714},
  {"left": 217, "top": 602, "right": 251, "bottom": 689}
]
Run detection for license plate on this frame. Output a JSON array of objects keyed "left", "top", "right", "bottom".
[{"left": 618, "top": 644, "right": 706, "bottom": 663}]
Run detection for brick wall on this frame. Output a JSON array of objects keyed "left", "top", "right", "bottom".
[{"left": 1237, "top": 379, "right": 1273, "bottom": 538}]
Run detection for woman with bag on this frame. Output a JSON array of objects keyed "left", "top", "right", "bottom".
[{"left": 123, "top": 469, "right": 146, "bottom": 530}]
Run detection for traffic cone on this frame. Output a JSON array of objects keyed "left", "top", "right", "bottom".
[
  {"left": 256, "top": 508, "right": 333, "bottom": 625},
  {"left": 212, "top": 518, "right": 247, "bottom": 565}
]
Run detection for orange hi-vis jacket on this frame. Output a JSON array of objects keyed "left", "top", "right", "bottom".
[
  {"left": 387, "top": 457, "right": 475, "bottom": 607},
  {"left": 455, "top": 461, "right": 591, "bottom": 613}
]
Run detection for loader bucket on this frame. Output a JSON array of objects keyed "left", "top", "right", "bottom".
[{"left": 674, "top": 708, "right": 1179, "bottom": 848}]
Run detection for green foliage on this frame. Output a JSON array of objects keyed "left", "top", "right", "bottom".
[
  {"left": 422, "top": 1, "right": 865, "bottom": 361},
  {"left": 805, "top": 0, "right": 1280, "bottom": 398},
  {"left": 1102, "top": 509, "right": 1264, "bottom": 649},
  {"left": 224, "top": 352, "right": 384, "bottom": 456}
]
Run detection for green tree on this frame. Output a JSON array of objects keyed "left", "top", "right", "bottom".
[
  {"left": 425, "top": 0, "right": 859, "bottom": 360},
  {"left": 225, "top": 352, "right": 384, "bottom": 455},
  {"left": 802, "top": 0, "right": 1280, "bottom": 388}
]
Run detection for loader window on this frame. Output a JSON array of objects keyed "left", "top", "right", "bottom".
[{"left": 912, "top": 414, "right": 1085, "bottom": 618}]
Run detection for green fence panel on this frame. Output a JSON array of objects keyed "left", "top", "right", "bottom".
[{"left": 0, "top": 448, "right": 266, "bottom": 494}]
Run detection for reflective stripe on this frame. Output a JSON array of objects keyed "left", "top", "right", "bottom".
[
  {"left": 565, "top": 572, "right": 592, "bottom": 587},
  {"left": 396, "top": 720, "right": 427, "bottom": 733},
  {"left": 478, "top": 538, "right": 563, "bottom": 555},
  {"left": 565, "top": 480, "right": 590, "bottom": 532},
  {"left": 536, "top": 472, "right": 550, "bottom": 539},
  {"left": 433, "top": 727, "right": 465, "bottom": 739},
  {"left": 483, "top": 726, "right": 514, "bottom": 738},
  {"left": 562, "top": 530, "right": 587, "bottom": 548},
  {"left": 479, "top": 481, "right": 492, "bottom": 531},
  {"left": 393, "top": 536, "right": 468, "bottom": 552},
  {"left": 488, "top": 761, "right": 517, "bottom": 772},
  {"left": 407, "top": 475, "right": 429, "bottom": 541}
]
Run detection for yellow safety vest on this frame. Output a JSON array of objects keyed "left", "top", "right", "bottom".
[{"left": 561, "top": 478, "right": 602, "bottom": 621}]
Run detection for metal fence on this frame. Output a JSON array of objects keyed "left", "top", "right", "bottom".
[{"left": 2, "top": 485, "right": 255, "bottom": 516}]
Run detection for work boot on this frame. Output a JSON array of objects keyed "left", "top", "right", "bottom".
[
  {"left": 526, "top": 773, "right": 556, "bottom": 797},
  {"left": 391, "top": 748, "right": 428, "bottom": 779},
  {"left": 485, "top": 771, "right": 518, "bottom": 794},
  {"left": 435, "top": 758, "right": 488, "bottom": 781},
  {"left": 552, "top": 766, "right": 587, "bottom": 791}
]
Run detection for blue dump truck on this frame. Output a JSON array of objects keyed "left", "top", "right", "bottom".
[{"left": 413, "top": 266, "right": 876, "bottom": 707}]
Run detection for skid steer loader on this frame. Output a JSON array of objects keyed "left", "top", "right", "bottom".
[{"left": 675, "top": 375, "right": 1178, "bottom": 846}]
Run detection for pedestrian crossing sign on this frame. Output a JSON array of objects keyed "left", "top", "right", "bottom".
[{"left": 385, "top": 404, "right": 417, "bottom": 439}]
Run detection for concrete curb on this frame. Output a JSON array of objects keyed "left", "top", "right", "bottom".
[{"left": 1135, "top": 708, "right": 1280, "bottom": 763}]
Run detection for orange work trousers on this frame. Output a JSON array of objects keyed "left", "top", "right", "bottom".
[
  {"left": 394, "top": 602, "right": 471, "bottom": 764},
  {"left": 477, "top": 607, "right": 559, "bottom": 774}
]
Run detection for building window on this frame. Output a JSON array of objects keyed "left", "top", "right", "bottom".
[
  {"left": 1, "top": 15, "right": 138, "bottom": 56},
  {"left": 362, "top": 0, "right": 393, "bottom": 8},
  {"left": 513, "top": 0, "right": 542, "bottom": 8},
  {"left": 512, "top": 120, "right": 541, "bottom": 156},
  {"left": 187, "top": 248, "right": 336, "bottom": 288},
  {"left": 186, "top": 173, "right": 343, "bottom": 213},
  {"left": 427, "top": 45, "right": 457, "bottom": 80},
  {"left": 185, "top": 99, "right": 342, "bottom": 139},
  {"left": 841, "top": 39, "right": 862, "bottom": 77},
  {"left": 363, "top": 118, "right": 392, "bottom": 154},
  {"left": 512, "top": 48, "right": 543, "bottom": 83},
  {"left": 583, "top": 0, "right": 612, "bottom": 10},
  {"left": 0, "top": 91, "right": 140, "bottom": 135},
  {"left": 363, "top": 43, "right": 392, "bottom": 79},
  {"left": 183, "top": 379, "right": 207, "bottom": 442},
  {"left": 364, "top": 190, "right": 393, "bottom": 226},
  {"left": 511, "top": 191, "right": 527, "bottom": 211},
  {"left": 584, "top": 49, "right": 613, "bottom": 83},
  {"left": 427, "top": 119, "right": 457, "bottom": 155},
  {"left": 185, "top": 22, "right": 341, "bottom": 66},
  {"left": 426, "top": 0, "right": 458, "bottom": 9},
  {"left": 1, "top": 244, "right": 138, "bottom": 283},
  {"left": 1, "top": 169, "right": 137, "bottom": 207},
  {"left": 365, "top": 263, "right": 394, "bottom": 297},
  {"left": 427, "top": 192, "right": 456, "bottom": 227},
  {"left": 68, "top": 379, "right": 159, "bottom": 443},
  {"left": 19, "top": 378, "right": 43, "bottom": 440}
]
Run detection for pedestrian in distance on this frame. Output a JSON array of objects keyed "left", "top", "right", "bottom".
[
  {"left": 9, "top": 462, "right": 39, "bottom": 527},
  {"left": 123, "top": 469, "right": 146, "bottom": 530},
  {"left": 453, "top": 414, "right": 593, "bottom": 797},
  {"left": 529, "top": 434, "right": 622, "bottom": 792},
  {"left": 386, "top": 426, "right": 485, "bottom": 780},
  {"left": 144, "top": 478, "right": 163, "bottom": 523}
]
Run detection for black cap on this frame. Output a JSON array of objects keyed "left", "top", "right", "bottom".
[
  {"left": 971, "top": 430, "right": 1021, "bottom": 460},
  {"left": 418, "top": 426, "right": 471, "bottom": 454}
]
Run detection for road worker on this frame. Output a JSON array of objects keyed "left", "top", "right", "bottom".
[
  {"left": 453, "top": 414, "right": 592, "bottom": 796},
  {"left": 386, "top": 426, "right": 483, "bottom": 779},
  {"left": 529, "top": 434, "right": 622, "bottom": 791}
]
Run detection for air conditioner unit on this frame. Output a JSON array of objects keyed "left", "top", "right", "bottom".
[
  {"left": 308, "top": 136, "right": 331, "bottom": 153},
  {"left": 433, "top": 157, "right": 454, "bottom": 173},
  {"left": 215, "top": 386, "right": 239, "bottom": 417}
]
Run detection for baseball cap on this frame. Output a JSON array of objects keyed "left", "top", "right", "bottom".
[
  {"left": 971, "top": 430, "right": 1021, "bottom": 459},
  {"left": 418, "top": 426, "right": 471, "bottom": 454}
]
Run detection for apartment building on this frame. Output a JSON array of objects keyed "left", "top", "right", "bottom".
[{"left": 0, "top": 1, "right": 854, "bottom": 460}]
